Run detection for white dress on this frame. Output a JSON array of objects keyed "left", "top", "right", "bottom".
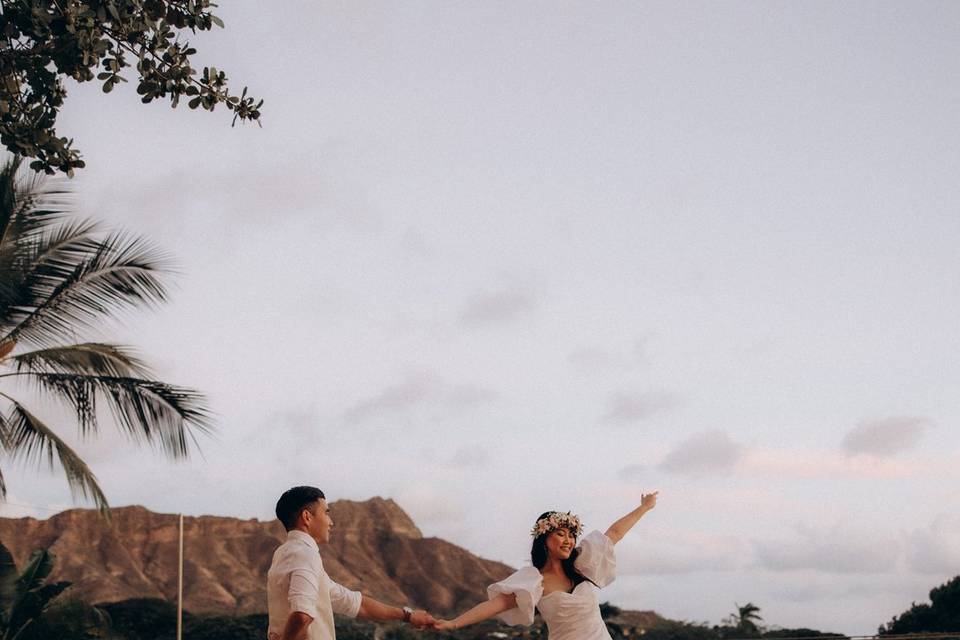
[{"left": 487, "top": 530, "right": 617, "bottom": 640}]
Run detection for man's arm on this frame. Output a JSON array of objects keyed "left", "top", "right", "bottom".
[
  {"left": 280, "top": 611, "right": 313, "bottom": 640},
  {"left": 282, "top": 564, "right": 321, "bottom": 639},
  {"left": 356, "top": 594, "right": 436, "bottom": 628}
]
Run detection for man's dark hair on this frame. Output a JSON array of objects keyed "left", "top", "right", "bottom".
[{"left": 276, "top": 486, "right": 326, "bottom": 531}]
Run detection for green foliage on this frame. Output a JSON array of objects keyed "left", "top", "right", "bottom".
[
  {"left": 879, "top": 575, "right": 960, "bottom": 635},
  {"left": 0, "top": 155, "right": 212, "bottom": 512},
  {"left": 97, "top": 598, "right": 178, "bottom": 640},
  {"left": 642, "top": 620, "right": 719, "bottom": 640},
  {"left": 762, "top": 629, "right": 844, "bottom": 638},
  {"left": 599, "top": 600, "right": 622, "bottom": 620},
  {"left": 16, "top": 598, "right": 110, "bottom": 640},
  {"left": 0, "top": 0, "right": 263, "bottom": 175},
  {"left": 0, "top": 540, "right": 97, "bottom": 640}
]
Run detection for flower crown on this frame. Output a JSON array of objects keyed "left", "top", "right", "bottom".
[{"left": 530, "top": 511, "right": 583, "bottom": 538}]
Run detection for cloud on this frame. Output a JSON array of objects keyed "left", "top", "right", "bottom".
[
  {"left": 95, "top": 142, "right": 389, "bottom": 233},
  {"left": 905, "top": 514, "right": 960, "bottom": 574},
  {"left": 395, "top": 486, "right": 467, "bottom": 530},
  {"left": 459, "top": 290, "right": 537, "bottom": 326},
  {"left": 343, "top": 375, "right": 434, "bottom": 424},
  {"left": 659, "top": 430, "right": 742, "bottom": 475},
  {"left": 754, "top": 523, "right": 899, "bottom": 574},
  {"left": 603, "top": 391, "right": 679, "bottom": 423},
  {"left": 841, "top": 416, "right": 931, "bottom": 457},
  {"left": 617, "top": 464, "right": 651, "bottom": 482},
  {"left": 739, "top": 448, "right": 934, "bottom": 479},
  {"left": 568, "top": 339, "right": 649, "bottom": 372},
  {"left": 449, "top": 445, "right": 492, "bottom": 469},
  {"left": 618, "top": 530, "right": 745, "bottom": 575},
  {"left": 342, "top": 374, "right": 498, "bottom": 424},
  {"left": 445, "top": 384, "right": 500, "bottom": 409},
  {"left": 568, "top": 347, "right": 617, "bottom": 369}
]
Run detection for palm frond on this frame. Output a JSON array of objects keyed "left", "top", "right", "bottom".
[
  {"left": 2, "top": 231, "right": 172, "bottom": 348},
  {"left": 15, "top": 372, "right": 212, "bottom": 455},
  {"left": 0, "top": 218, "right": 103, "bottom": 333},
  {"left": 0, "top": 157, "right": 73, "bottom": 258},
  {"left": 16, "top": 549, "right": 55, "bottom": 594},
  {"left": 12, "top": 343, "right": 152, "bottom": 379},
  {"left": 0, "top": 410, "right": 8, "bottom": 499},
  {"left": 1, "top": 398, "right": 109, "bottom": 513}
]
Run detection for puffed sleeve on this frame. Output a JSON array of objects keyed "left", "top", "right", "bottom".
[
  {"left": 574, "top": 530, "right": 616, "bottom": 587},
  {"left": 486, "top": 566, "right": 543, "bottom": 626}
]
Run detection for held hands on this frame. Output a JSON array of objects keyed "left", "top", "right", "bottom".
[
  {"left": 432, "top": 620, "right": 457, "bottom": 631},
  {"left": 408, "top": 610, "right": 438, "bottom": 630}
]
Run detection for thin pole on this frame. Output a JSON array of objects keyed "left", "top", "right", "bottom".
[{"left": 177, "top": 513, "right": 184, "bottom": 640}]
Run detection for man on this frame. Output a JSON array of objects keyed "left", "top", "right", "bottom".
[{"left": 267, "top": 486, "right": 436, "bottom": 640}]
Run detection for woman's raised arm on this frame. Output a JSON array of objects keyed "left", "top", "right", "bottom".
[{"left": 604, "top": 491, "right": 658, "bottom": 545}]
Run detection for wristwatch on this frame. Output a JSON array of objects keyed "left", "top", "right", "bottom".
[{"left": 402, "top": 606, "right": 414, "bottom": 623}]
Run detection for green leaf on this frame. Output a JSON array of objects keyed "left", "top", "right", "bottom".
[{"left": 0, "top": 542, "right": 18, "bottom": 610}]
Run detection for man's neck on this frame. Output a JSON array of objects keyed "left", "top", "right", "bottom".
[{"left": 288, "top": 529, "right": 320, "bottom": 549}]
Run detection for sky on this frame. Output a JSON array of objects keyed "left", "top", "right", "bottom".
[{"left": 2, "top": 1, "right": 960, "bottom": 634}]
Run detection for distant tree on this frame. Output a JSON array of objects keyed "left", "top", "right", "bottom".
[
  {"left": 644, "top": 620, "right": 720, "bottom": 640},
  {"left": 762, "top": 629, "right": 844, "bottom": 638},
  {"left": 0, "top": 0, "right": 263, "bottom": 176},
  {"left": 96, "top": 598, "right": 177, "bottom": 640},
  {"left": 722, "top": 603, "right": 763, "bottom": 637},
  {"left": 0, "top": 540, "right": 103, "bottom": 640},
  {"left": 879, "top": 575, "right": 960, "bottom": 635},
  {"left": 0, "top": 156, "right": 211, "bottom": 511},
  {"left": 599, "top": 601, "right": 622, "bottom": 620}
]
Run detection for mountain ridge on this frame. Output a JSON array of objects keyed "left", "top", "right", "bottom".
[{"left": 0, "top": 497, "right": 513, "bottom": 616}]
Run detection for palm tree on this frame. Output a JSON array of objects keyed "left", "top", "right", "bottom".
[
  {"left": 0, "top": 155, "right": 211, "bottom": 512},
  {"left": 730, "top": 602, "right": 763, "bottom": 635}
]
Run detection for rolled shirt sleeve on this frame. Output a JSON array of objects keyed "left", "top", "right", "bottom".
[
  {"left": 288, "top": 568, "right": 322, "bottom": 619},
  {"left": 329, "top": 580, "right": 363, "bottom": 618}
]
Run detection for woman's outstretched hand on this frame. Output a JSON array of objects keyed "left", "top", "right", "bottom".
[
  {"left": 641, "top": 490, "right": 658, "bottom": 511},
  {"left": 433, "top": 620, "right": 457, "bottom": 631}
]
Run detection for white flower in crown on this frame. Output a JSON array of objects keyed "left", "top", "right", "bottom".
[{"left": 530, "top": 511, "right": 583, "bottom": 538}]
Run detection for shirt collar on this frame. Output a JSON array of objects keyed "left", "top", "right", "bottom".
[{"left": 287, "top": 529, "right": 319, "bottom": 552}]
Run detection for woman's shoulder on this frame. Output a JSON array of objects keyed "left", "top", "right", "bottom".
[
  {"left": 490, "top": 565, "right": 543, "bottom": 592},
  {"left": 578, "top": 529, "right": 613, "bottom": 548},
  {"left": 506, "top": 566, "right": 543, "bottom": 582}
]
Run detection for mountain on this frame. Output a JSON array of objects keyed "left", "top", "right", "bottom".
[{"left": 0, "top": 497, "right": 514, "bottom": 616}]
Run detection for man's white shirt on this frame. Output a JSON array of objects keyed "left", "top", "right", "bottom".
[{"left": 267, "top": 530, "right": 362, "bottom": 640}]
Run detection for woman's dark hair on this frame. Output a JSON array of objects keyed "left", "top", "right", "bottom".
[
  {"left": 530, "top": 511, "right": 592, "bottom": 588},
  {"left": 276, "top": 486, "right": 326, "bottom": 531}
]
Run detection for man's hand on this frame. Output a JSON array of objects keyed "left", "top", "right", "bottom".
[
  {"left": 409, "top": 609, "right": 437, "bottom": 629},
  {"left": 280, "top": 611, "right": 313, "bottom": 640}
]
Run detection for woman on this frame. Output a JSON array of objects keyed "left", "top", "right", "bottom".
[{"left": 434, "top": 491, "right": 658, "bottom": 639}]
